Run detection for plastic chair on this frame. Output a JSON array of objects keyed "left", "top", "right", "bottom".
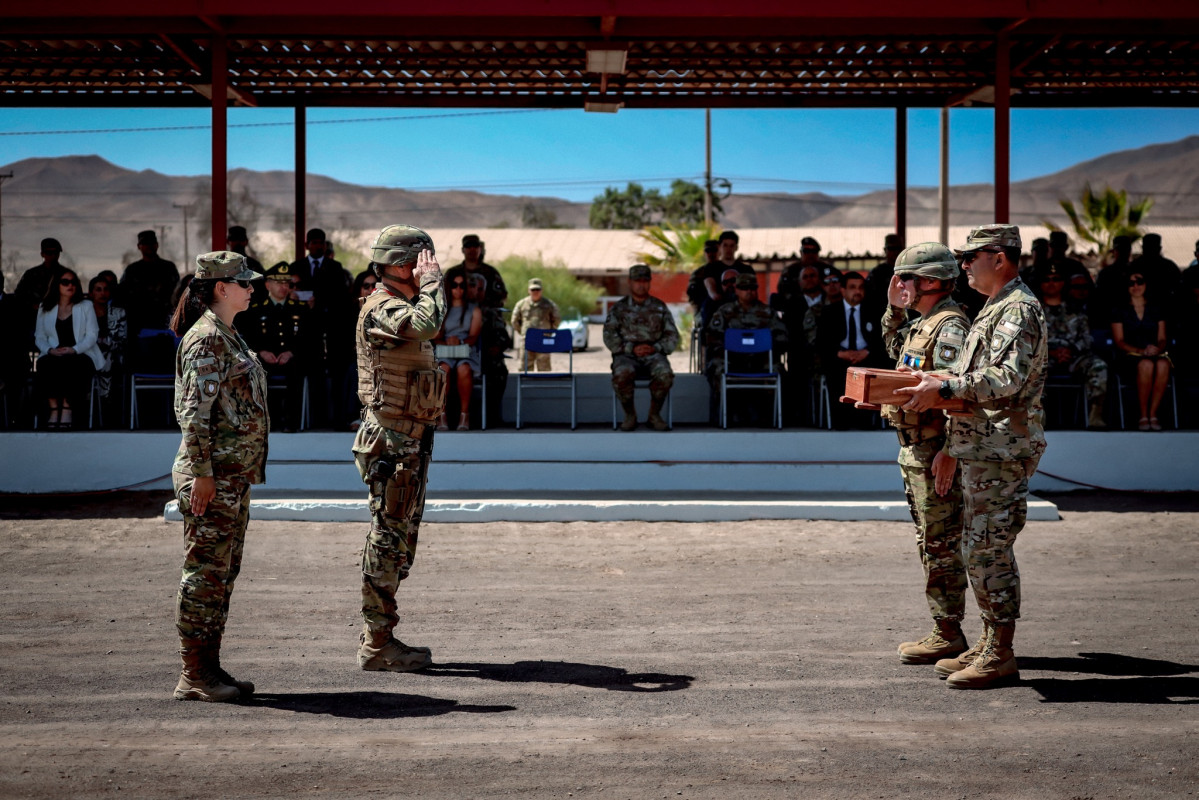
[
  {"left": 515, "top": 328, "right": 575, "bottom": 429},
  {"left": 720, "top": 328, "right": 782, "bottom": 429},
  {"left": 130, "top": 328, "right": 181, "bottom": 429},
  {"left": 1115, "top": 369, "right": 1179, "bottom": 429}
]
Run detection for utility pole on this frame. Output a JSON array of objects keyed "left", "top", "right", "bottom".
[
  {"left": 0, "top": 172, "right": 13, "bottom": 273},
  {"left": 173, "top": 203, "right": 190, "bottom": 265},
  {"left": 703, "top": 109, "right": 713, "bottom": 226}
]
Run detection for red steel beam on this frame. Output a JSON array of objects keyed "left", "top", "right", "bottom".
[
  {"left": 211, "top": 35, "right": 227, "bottom": 251},
  {"left": 994, "top": 30, "right": 1010, "bottom": 224}
]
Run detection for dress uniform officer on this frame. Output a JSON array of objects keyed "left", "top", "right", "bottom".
[{"left": 239, "top": 261, "right": 315, "bottom": 431}]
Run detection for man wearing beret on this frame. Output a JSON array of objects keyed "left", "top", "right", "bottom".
[
  {"left": 604, "top": 265, "right": 679, "bottom": 431},
  {"left": 705, "top": 271, "right": 786, "bottom": 426},
  {"left": 511, "top": 278, "right": 561, "bottom": 372},
  {"left": 119, "top": 229, "right": 180, "bottom": 337},
  {"left": 898, "top": 223, "right": 1048, "bottom": 690}
]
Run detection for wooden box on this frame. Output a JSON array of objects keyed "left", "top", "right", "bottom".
[{"left": 840, "top": 367, "right": 970, "bottom": 412}]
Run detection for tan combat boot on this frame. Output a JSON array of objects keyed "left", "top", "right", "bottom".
[
  {"left": 946, "top": 622, "right": 1018, "bottom": 689},
  {"left": 934, "top": 624, "right": 989, "bottom": 678},
  {"left": 619, "top": 400, "right": 638, "bottom": 431},
  {"left": 210, "top": 634, "right": 254, "bottom": 697},
  {"left": 646, "top": 398, "right": 670, "bottom": 431},
  {"left": 358, "top": 627, "right": 433, "bottom": 672},
  {"left": 1087, "top": 403, "right": 1107, "bottom": 430},
  {"left": 897, "top": 619, "right": 968, "bottom": 664},
  {"left": 174, "top": 644, "right": 240, "bottom": 702}
]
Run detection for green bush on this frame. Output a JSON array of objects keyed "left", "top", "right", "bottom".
[{"left": 496, "top": 255, "right": 601, "bottom": 320}]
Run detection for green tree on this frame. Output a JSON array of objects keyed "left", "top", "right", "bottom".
[
  {"left": 521, "top": 201, "right": 569, "bottom": 229},
  {"left": 1050, "top": 183, "right": 1154, "bottom": 256},
  {"left": 496, "top": 254, "right": 601, "bottom": 320},
  {"left": 659, "top": 179, "right": 722, "bottom": 226},
  {"left": 589, "top": 182, "right": 662, "bottom": 230},
  {"left": 635, "top": 221, "right": 723, "bottom": 273}
]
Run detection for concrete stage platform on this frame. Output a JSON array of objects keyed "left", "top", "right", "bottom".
[{"left": 5, "top": 428, "right": 1198, "bottom": 522}]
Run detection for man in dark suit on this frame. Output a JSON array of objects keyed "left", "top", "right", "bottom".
[
  {"left": 817, "top": 270, "right": 883, "bottom": 430},
  {"left": 290, "top": 227, "right": 356, "bottom": 427}
]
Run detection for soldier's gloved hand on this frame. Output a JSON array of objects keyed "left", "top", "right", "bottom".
[{"left": 412, "top": 249, "right": 442, "bottom": 282}]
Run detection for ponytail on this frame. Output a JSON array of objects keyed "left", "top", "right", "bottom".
[{"left": 169, "top": 278, "right": 218, "bottom": 336}]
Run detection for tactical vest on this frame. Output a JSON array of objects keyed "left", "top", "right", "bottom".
[
  {"left": 882, "top": 304, "right": 968, "bottom": 444},
  {"left": 355, "top": 291, "right": 446, "bottom": 432}
]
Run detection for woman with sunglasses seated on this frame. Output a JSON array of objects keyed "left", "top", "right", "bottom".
[
  {"left": 33, "top": 268, "right": 104, "bottom": 429},
  {"left": 1111, "top": 270, "right": 1171, "bottom": 430},
  {"left": 433, "top": 274, "right": 482, "bottom": 430}
]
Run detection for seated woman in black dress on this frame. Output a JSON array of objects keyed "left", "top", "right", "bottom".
[
  {"left": 34, "top": 268, "right": 104, "bottom": 429},
  {"left": 1110, "top": 270, "right": 1171, "bottom": 430}
]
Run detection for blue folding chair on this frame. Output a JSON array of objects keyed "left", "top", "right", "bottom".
[
  {"left": 515, "top": 328, "right": 575, "bottom": 429},
  {"left": 130, "top": 328, "right": 181, "bottom": 429},
  {"left": 720, "top": 328, "right": 782, "bottom": 429}
]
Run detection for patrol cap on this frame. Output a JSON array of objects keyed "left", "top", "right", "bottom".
[
  {"left": 1031, "top": 237, "right": 1049, "bottom": 250},
  {"left": 194, "top": 250, "right": 263, "bottom": 281},
  {"left": 734, "top": 272, "right": 759, "bottom": 290},
  {"left": 628, "top": 264, "right": 652, "bottom": 280},
  {"left": 884, "top": 233, "right": 904, "bottom": 250},
  {"left": 263, "top": 261, "right": 293, "bottom": 279},
  {"left": 801, "top": 236, "right": 821, "bottom": 250},
  {"left": 137, "top": 230, "right": 157, "bottom": 245},
  {"left": 1043, "top": 262, "right": 1066, "bottom": 278},
  {"left": 370, "top": 225, "right": 434, "bottom": 267},
  {"left": 41, "top": 237, "right": 63, "bottom": 252},
  {"left": 528, "top": 278, "right": 543, "bottom": 290},
  {"left": 462, "top": 234, "right": 482, "bottom": 248},
  {"left": 894, "top": 242, "right": 960, "bottom": 281},
  {"left": 227, "top": 225, "right": 248, "bottom": 242},
  {"left": 703, "top": 239, "right": 719, "bottom": 253},
  {"left": 718, "top": 230, "right": 739, "bottom": 243},
  {"left": 954, "top": 224, "right": 1021, "bottom": 255}
]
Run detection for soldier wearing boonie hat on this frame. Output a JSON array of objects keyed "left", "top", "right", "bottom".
[
  {"left": 604, "top": 264, "right": 679, "bottom": 431},
  {"left": 511, "top": 276, "right": 561, "bottom": 373},
  {"left": 896, "top": 222, "right": 1048, "bottom": 691},
  {"left": 880, "top": 242, "right": 971, "bottom": 668}
]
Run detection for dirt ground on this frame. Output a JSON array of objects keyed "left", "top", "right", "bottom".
[{"left": 1, "top": 490, "right": 1197, "bottom": 800}]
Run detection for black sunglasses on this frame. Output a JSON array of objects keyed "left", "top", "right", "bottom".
[
  {"left": 896, "top": 273, "right": 916, "bottom": 282},
  {"left": 450, "top": 281, "right": 466, "bottom": 288},
  {"left": 722, "top": 278, "right": 737, "bottom": 285},
  {"left": 223, "top": 279, "right": 252, "bottom": 289},
  {"left": 1129, "top": 277, "right": 1146, "bottom": 286},
  {"left": 59, "top": 277, "right": 78, "bottom": 286}
]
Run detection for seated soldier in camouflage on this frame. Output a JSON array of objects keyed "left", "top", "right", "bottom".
[
  {"left": 880, "top": 243, "right": 970, "bottom": 667},
  {"left": 706, "top": 272, "right": 787, "bottom": 426},
  {"left": 1037, "top": 262, "right": 1108, "bottom": 429},
  {"left": 604, "top": 264, "right": 680, "bottom": 431}
]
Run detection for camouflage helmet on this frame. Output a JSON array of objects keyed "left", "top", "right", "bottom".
[
  {"left": 894, "top": 242, "right": 959, "bottom": 281},
  {"left": 370, "top": 225, "right": 434, "bottom": 268}
]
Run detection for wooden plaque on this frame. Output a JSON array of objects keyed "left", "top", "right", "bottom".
[{"left": 840, "top": 367, "right": 970, "bottom": 412}]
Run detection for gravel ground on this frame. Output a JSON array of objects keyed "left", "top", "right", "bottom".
[{"left": 1, "top": 490, "right": 1197, "bottom": 799}]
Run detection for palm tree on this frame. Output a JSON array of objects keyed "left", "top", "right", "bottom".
[
  {"left": 636, "top": 221, "right": 722, "bottom": 273},
  {"left": 1050, "top": 183, "right": 1154, "bottom": 256}
]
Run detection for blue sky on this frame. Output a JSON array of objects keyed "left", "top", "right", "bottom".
[{"left": 2, "top": 106, "right": 1198, "bottom": 202}]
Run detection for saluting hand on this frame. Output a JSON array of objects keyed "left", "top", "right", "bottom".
[
  {"left": 887, "top": 274, "right": 907, "bottom": 308},
  {"left": 412, "top": 249, "right": 442, "bottom": 282}
]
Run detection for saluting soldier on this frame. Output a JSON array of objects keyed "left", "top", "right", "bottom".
[
  {"left": 238, "top": 261, "right": 316, "bottom": 431},
  {"left": 880, "top": 243, "right": 971, "bottom": 667},
  {"left": 898, "top": 224, "right": 1048, "bottom": 690},
  {"left": 352, "top": 225, "right": 446, "bottom": 673},
  {"left": 168, "top": 251, "right": 267, "bottom": 702},
  {"left": 604, "top": 264, "right": 680, "bottom": 431}
]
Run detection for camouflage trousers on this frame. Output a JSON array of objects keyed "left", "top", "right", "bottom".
[
  {"left": 516, "top": 348, "right": 553, "bottom": 372},
  {"left": 960, "top": 457, "right": 1040, "bottom": 624},
  {"left": 900, "top": 457, "right": 966, "bottom": 621},
  {"left": 173, "top": 472, "right": 250, "bottom": 644},
  {"left": 611, "top": 353, "right": 674, "bottom": 404},
  {"left": 1064, "top": 353, "right": 1108, "bottom": 406},
  {"left": 352, "top": 415, "right": 431, "bottom": 635}
]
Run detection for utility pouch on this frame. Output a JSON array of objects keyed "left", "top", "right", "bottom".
[
  {"left": 384, "top": 453, "right": 423, "bottom": 521},
  {"left": 405, "top": 368, "right": 447, "bottom": 419}
]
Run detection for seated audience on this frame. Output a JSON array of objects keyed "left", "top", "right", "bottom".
[
  {"left": 1037, "top": 264, "right": 1108, "bottom": 429},
  {"left": 471, "top": 274, "right": 512, "bottom": 427},
  {"left": 604, "top": 265, "right": 679, "bottom": 432},
  {"left": 88, "top": 273, "right": 128, "bottom": 424},
  {"left": 816, "top": 270, "right": 882, "bottom": 430},
  {"left": 34, "top": 268, "right": 103, "bottom": 429},
  {"left": 434, "top": 273, "right": 483, "bottom": 431},
  {"left": 1130, "top": 232, "right": 1181, "bottom": 306},
  {"left": 1111, "top": 269, "right": 1171, "bottom": 430},
  {"left": 705, "top": 272, "right": 787, "bottom": 426}
]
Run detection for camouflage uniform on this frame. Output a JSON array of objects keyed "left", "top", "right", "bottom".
[
  {"left": 604, "top": 285, "right": 679, "bottom": 410},
  {"left": 882, "top": 291, "right": 970, "bottom": 628},
  {"left": 1042, "top": 301, "right": 1108, "bottom": 409},
  {"left": 511, "top": 293, "right": 562, "bottom": 372},
  {"left": 706, "top": 285, "right": 787, "bottom": 426},
  {"left": 353, "top": 227, "right": 446, "bottom": 668},
  {"left": 171, "top": 251, "right": 266, "bottom": 701}
]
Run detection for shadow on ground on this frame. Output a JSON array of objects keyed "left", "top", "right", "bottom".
[
  {"left": 251, "top": 690, "right": 516, "bottom": 718},
  {"left": 0, "top": 490, "right": 172, "bottom": 520},
  {"left": 424, "top": 660, "right": 694, "bottom": 692},
  {"left": 1039, "top": 490, "right": 1199, "bottom": 513},
  {"left": 1021, "top": 651, "right": 1199, "bottom": 704}
]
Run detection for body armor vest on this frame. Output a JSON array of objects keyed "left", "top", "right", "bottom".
[
  {"left": 356, "top": 291, "right": 446, "bottom": 430},
  {"left": 883, "top": 304, "right": 968, "bottom": 442}
]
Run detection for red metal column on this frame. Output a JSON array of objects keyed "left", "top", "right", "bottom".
[
  {"left": 895, "top": 106, "right": 907, "bottom": 241},
  {"left": 994, "top": 31, "right": 1011, "bottom": 224},
  {"left": 295, "top": 106, "right": 306, "bottom": 261},
  {"left": 210, "top": 36, "right": 228, "bottom": 250}
]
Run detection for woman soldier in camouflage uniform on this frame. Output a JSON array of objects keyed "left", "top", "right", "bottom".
[
  {"left": 879, "top": 244, "right": 971, "bottom": 666},
  {"left": 169, "top": 251, "right": 267, "bottom": 702},
  {"left": 353, "top": 226, "right": 446, "bottom": 672}
]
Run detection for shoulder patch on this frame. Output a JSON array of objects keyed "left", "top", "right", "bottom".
[{"left": 998, "top": 319, "right": 1021, "bottom": 336}]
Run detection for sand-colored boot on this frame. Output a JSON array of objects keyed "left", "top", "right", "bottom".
[
  {"left": 646, "top": 398, "right": 670, "bottom": 431},
  {"left": 946, "top": 622, "right": 1019, "bottom": 689},
  {"left": 897, "top": 619, "right": 968, "bottom": 665},
  {"left": 619, "top": 400, "right": 638, "bottom": 431},
  {"left": 358, "top": 627, "right": 432, "bottom": 672},
  {"left": 934, "top": 625, "right": 990, "bottom": 678},
  {"left": 210, "top": 633, "right": 254, "bottom": 697},
  {"left": 174, "top": 643, "right": 240, "bottom": 702}
]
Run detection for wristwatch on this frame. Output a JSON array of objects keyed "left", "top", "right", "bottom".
[{"left": 938, "top": 380, "right": 954, "bottom": 400}]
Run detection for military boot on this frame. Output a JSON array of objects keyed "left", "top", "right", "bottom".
[
  {"left": 934, "top": 625, "right": 989, "bottom": 678},
  {"left": 619, "top": 399, "right": 638, "bottom": 431},
  {"left": 897, "top": 619, "right": 968, "bottom": 664},
  {"left": 646, "top": 397, "right": 670, "bottom": 431},
  {"left": 946, "top": 622, "right": 1018, "bottom": 689},
  {"left": 174, "top": 643, "right": 240, "bottom": 702},
  {"left": 358, "top": 627, "right": 433, "bottom": 672},
  {"left": 210, "top": 633, "right": 255, "bottom": 697},
  {"left": 1087, "top": 403, "right": 1108, "bottom": 430}
]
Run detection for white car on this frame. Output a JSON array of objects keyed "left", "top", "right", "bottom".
[{"left": 557, "top": 313, "right": 589, "bottom": 351}]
